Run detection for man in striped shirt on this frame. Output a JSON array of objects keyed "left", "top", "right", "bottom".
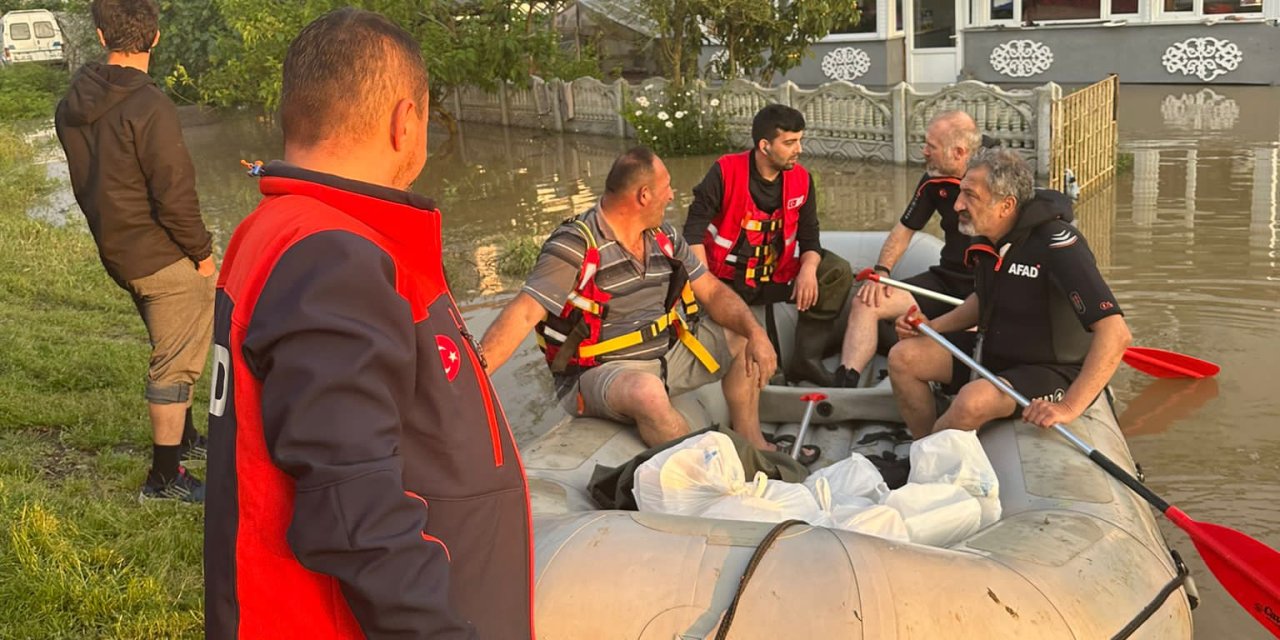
[
  {"left": 834, "top": 110, "right": 989, "bottom": 387},
  {"left": 482, "top": 147, "right": 779, "bottom": 450}
]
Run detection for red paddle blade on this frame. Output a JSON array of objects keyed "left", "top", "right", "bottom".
[
  {"left": 1122, "top": 346, "right": 1220, "bottom": 379},
  {"left": 1168, "top": 510, "right": 1280, "bottom": 635}
]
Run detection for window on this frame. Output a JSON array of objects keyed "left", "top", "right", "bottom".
[
  {"left": 832, "top": 2, "right": 877, "bottom": 33},
  {"left": 33, "top": 21, "right": 55, "bottom": 39},
  {"left": 991, "top": 0, "right": 1015, "bottom": 19},
  {"left": 9, "top": 23, "right": 31, "bottom": 41},
  {"left": 1024, "top": 0, "right": 1100, "bottom": 21},
  {"left": 1111, "top": 0, "right": 1138, "bottom": 13},
  {"left": 1204, "top": 0, "right": 1262, "bottom": 13}
]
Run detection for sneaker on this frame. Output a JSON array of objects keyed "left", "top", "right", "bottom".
[
  {"left": 179, "top": 434, "right": 208, "bottom": 462},
  {"left": 833, "top": 365, "right": 861, "bottom": 388},
  {"left": 139, "top": 466, "right": 206, "bottom": 503}
]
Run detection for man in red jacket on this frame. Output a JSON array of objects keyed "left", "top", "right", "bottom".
[
  {"left": 204, "top": 9, "right": 533, "bottom": 638},
  {"left": 684, "top": 105, "right": 852, "bottom": 387}
]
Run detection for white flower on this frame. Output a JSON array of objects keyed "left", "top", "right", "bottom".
[
  {"left": 710, "top": 98, "right": 721, "bottom": 107},
  {"left": 665, "top": 121, "right": 674, "bottom": 128},
  {"left": 675, "top": 111, "right": 686, "bottom": 119},
  {"left": 636, "top": 96, "right": 650, "bottom": 107},
  {"left": 657, "top": 111, "right": 669, "bottom": 121},
  {"left": 635, "top": 110, "right": 643, "bottom": 116}
]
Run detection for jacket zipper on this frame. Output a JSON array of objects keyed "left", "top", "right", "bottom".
[{"left": 449, "top": 307, "right": 503, "bottom": 468}]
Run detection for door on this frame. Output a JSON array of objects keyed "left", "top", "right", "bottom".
[{"left": 906, "top": 0, "right": 962, "bottom": 84}]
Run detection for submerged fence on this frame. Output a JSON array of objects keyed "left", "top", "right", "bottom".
[
  {"left": 1050, "top": 74, "right": 1119, "bottom": 199},
  {"left": 450, "top": 75, "right": 1116, "bottom": 184}
]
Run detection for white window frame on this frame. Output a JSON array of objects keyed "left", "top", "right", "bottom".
[
  {"left": 822, "top": 0, "right": 904, "bottom": 42},
  {"left": 967, "top": 0, "right": 1276, "bottom": 25}
]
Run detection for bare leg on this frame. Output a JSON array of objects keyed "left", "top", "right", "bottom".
[
  {"left": 603, "top": 371, "right": 690, "bottom": 447},
  {"left": 149, "top": 401, "right": 189, "bottom": 446},
  {"left": 934, "top": 379, "right": 1018, "bottom": 433},
  {"left": 722, "top": 330, "right": 772, "bottom": 451},
  {"left": 887, "top": 336, "right": 953, "bottom": 440},
  {"left": 840, "top": 290, "right": 919, "bottom": 375}
]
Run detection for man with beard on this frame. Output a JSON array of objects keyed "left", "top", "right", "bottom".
[
  {"left": 683, "top": 104, "right": 852, "bottom": 388},
  {"left": 482, "top": 147, "right": 778, "bottom": 451},
  {"left": 834, "top": 110, "right": 991, "bottom": 388},
  {"left": 888, "top": 147, "right": 1131, "bottom": 440},
  {"left": 204, "top": 9, "right": 533, "bottom": 638}
]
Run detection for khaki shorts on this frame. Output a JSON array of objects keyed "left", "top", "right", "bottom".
[
  {"left": 124, "top": 258, "right": 216, "bottom": 404},
  {"left": 560, "top": 319, "right": 734, "bottom": 423}
]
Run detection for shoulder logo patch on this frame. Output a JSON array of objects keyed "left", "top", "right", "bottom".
[
  {"left": 436, "top": 334, "right": 462, "bottom": 382},
  {"left": 786, "top": 195, "right": 806, "bottom": 210},
  {"left": 1048, "top": 229, "right": 1078, "bottom": 249}
]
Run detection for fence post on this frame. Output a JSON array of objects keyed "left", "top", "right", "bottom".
[
  {"left": 891, "top": 83, "right": 908, "bottom": 165},
  {"left": 613, "top": 79, "right": 626, "bottom": 138},
  {"left": 451, "top": 88, "right": 463, "bottom": 124},
  {"left": 1036, "top": 82, "right": 1060, "bottom": 180},
  {"left": 549, "top": 79, "right": 564, "bottom": 133},
  {"left": 781, "top": 80, "right": 796, "bottom": 107},
  {"left": 498, "top": 82, "right": 510, "bottom": 127}
]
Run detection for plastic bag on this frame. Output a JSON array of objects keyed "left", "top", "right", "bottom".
[
  {"left": 811, "top": 477, "right": 910, "bottom": 542},
  {"left": 700, "top": 471, "right": 822, "bottom": 523},
  {"left": 885, "top": 483, "right": 983, "bottom": 547},
  {"left": 632, "top": 432, "right": 746, "bottom": 516},
  {"left": 804, "top": 453, "right": 891, "bottom": 505},
  {"left": 908, "top": 429, "right": 1002, "bottom": 527}
]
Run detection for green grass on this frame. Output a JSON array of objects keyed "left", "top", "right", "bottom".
[{"left": 0, "top": 126, "right": 205, "bottom": 637}]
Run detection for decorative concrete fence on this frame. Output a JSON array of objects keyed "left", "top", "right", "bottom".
[{"left": 450, "top": 76, "right": 1077, "bottom": 178}]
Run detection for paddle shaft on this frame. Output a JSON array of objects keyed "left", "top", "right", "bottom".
[
  {"left": 791, "top": 394, "right": 826, "bottom": 461},
  {"left": 858, "top": 269, "right": 965, "bottom": 306},
  {"left": 910, "top": 319, "right": 1171, "bottom": 512}
]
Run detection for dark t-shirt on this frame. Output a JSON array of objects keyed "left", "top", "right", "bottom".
[{"left": 900, "top": 172, "right": 967, "bottom": 274}]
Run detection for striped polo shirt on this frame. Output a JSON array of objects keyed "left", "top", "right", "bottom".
[{"left": 522, "top": 203, "right": 707, "bottom": 366}]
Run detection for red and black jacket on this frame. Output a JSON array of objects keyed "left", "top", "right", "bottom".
[
  {"left": 204, "top": 162, "right": 533, "bottom": 639},
  {"left": 703, "top": 150, "right": 811, "bottom": 288}
]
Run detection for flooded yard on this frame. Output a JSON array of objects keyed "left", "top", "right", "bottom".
[{"left": 36, "top": 83, "right": 1280, "bottom": 638}]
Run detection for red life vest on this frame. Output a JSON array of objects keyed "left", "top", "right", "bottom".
[
  {"left": 704, "top": 150, "right": 810, "bottom": 288},
  {"left": 536, "top": 218, "right": 718, "bottom": 376}
]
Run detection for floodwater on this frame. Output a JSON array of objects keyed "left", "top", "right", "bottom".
[{"left": 37, "top": 84, "right": 1279, "bottom": 638}]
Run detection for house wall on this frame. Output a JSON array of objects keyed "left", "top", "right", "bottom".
[
  {"left": 964, "top": 22, "right": 1280, "bottom": 85},
  {"left": 701, "top": 38, "right": 907, "bottom": 88}
]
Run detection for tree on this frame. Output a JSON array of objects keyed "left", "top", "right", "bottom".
[
  {"left": 189, "top": 0, "right": 594, "bottom": 137},
  {"left": 642, "top": 0, "right": 861, "bottom": 87}
]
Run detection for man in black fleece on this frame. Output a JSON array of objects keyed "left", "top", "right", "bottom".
[{"left": 55, "top": 0, "right": 214, "bottom": 502}]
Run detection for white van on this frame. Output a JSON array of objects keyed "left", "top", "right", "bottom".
[{"left": 1, "top": 10, "right": 65, "bottom": 66}]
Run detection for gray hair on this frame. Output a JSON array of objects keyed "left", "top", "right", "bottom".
[
  {"left": 967, "top": 147, "right": 1034, "bottom": 208},
  {"left": 930, "top": 110, "right": 981, "bottom": 155}
]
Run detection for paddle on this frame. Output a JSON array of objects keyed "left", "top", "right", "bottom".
[
  {"left": 856, "top": 268, "right": 1220, "bottom": 379},
  {"left": 903, "top": 307, "right": 1280, "bottom": 636}
]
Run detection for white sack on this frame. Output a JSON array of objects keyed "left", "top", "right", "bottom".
[
  {"left": 885, "top": 483, "right": 983, "bottom": 547},
  {"left": 908, "top": 429, "right": 1002, "bottom": 526},
  {"left": 633, "top": 432, "right": 745, "bottom": 516},
  {"left": 803, "top": 453, "right": 891, "bottom": 505}
]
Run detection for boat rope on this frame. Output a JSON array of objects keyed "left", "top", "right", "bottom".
[
  {"left": 1110, "top": 549, "right": 1193, "bottom": 640},
  {"left": 713, "top": 519, "right": 807, "bottom": 640}
]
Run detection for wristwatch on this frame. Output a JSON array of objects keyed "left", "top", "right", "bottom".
[{"left": 873, "top": 264, "right": 891, "bottom": 275}]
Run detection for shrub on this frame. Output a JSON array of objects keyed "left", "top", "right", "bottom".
[{"left": 623, "top": 85, "right": 728, "bottom": 157}]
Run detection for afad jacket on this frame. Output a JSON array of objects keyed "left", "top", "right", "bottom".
[{"left": 204, "top": 162, "right": 533, "bottom": 639}]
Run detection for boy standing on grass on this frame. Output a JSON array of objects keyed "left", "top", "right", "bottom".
[{"left": 55, "top": 0, "right": 214, "bottom": 502}]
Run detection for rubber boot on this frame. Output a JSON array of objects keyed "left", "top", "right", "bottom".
[{"left": 786, "top": 316, "right": 837, "bottom": 386}]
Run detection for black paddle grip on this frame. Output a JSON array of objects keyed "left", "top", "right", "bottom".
[{"left": 1089, "top": 450, "right": 1171, "bottom": 513}]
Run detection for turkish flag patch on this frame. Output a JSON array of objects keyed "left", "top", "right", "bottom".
[{"left": 436, "top": 334, "right": 462, "bottom": 381}]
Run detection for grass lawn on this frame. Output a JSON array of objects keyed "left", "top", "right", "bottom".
[{"left": 0, "top": 121, "right": 206, "bottom": 636}]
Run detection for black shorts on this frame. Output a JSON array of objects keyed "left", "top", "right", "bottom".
[
  {"left": 941, "top": 332, "right": 1080, "bottom": 415},
  {"left": 901, "top": 267, "right": 974, "bottom": 319}
]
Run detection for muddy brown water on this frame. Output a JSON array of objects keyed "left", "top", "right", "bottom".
[{"left": 39, "top": 84, "right": 1279, "bottom": 638}]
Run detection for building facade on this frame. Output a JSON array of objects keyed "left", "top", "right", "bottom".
[{"left": 703, "top": 0, "right": 1280, "bottom": 86}]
